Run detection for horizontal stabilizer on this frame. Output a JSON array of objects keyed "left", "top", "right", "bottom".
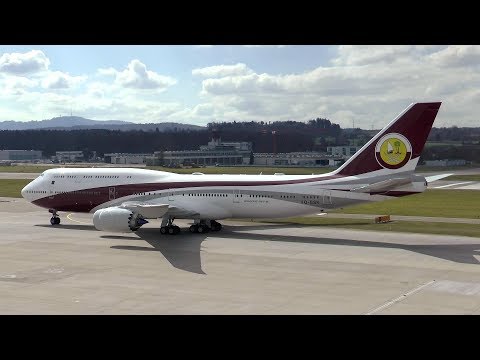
[
  {"left": 351, "top": 177, "right": 412, "bottom": 193},
  {"left": 425, "top": 173, "right": 453, "bottom": 183}
]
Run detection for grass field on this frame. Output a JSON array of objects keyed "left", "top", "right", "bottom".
[
  {"left": 333, "top": 189, "right": 480, "bottom": 219},
  {"left": 0, "top": 179, "right": 31, "bottom": 198},
  {"left": 257, "top": 217, "right": 480, "bottom": 238},
  {"left": 416, "top": 165, "right": 478, "bottom": 172},
  {"left": 445, "top": 175, "right": 480, "bottom": 181}
]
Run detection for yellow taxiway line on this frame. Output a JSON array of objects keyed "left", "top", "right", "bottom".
[{"left": 66, "top": 213, "right": 90, "bottom": 225}]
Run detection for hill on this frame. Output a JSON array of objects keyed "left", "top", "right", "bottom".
[{"left": 0, "top": 116, "right": 204, "bottom": 132}]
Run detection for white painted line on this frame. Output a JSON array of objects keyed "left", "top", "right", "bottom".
[
  {"left": 66, "top": 213, "right": 90, "bottom": 224},
  {"left": 432, "top": 182, "right": 473, "bottom": 189},
  {"left": 365, "top": 280, "right": 436, "bottom": 315}
]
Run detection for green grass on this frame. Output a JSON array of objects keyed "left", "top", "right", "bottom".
[
  {"left": 258, "top": 217, "right": 480, "bottom": 238},
  {"left": 445, "top": 175, "right": 480, "bottom": 181},
  {"left": 333, "top": 189, "right": 480, "bottom": 219},
  {"left": 146, "top": 166, "right": 333, "bottom": 175},
  {"left": 0, "top": 179, "right": 31, "bottom": 197},
  {"left": 0, "top": 165, "right": 55, "bottom": 173},
  {"left": 415, "top": 165, "right": 478, "bottom": 172}
]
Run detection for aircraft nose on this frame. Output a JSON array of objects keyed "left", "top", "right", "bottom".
[{"left": 21, "top": 184, "right": 29, "bottom": 199}]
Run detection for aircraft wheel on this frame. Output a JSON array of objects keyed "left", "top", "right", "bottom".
[
  {"left": 160, "top": 226, "right": 168, "bottom": 234},
  {"left": 189, "top": 225, "right": 198, "bottom": 233},
  {"left": 173, "top": 226, "right": 180, "bottom": 234}
]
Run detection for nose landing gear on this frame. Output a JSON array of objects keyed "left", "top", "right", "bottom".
[{"left": 49, "top": 209, "right": 61, "bottom": 225}]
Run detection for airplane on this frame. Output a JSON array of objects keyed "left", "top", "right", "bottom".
[{"left": 21, "top": 102, "right": 447, "bottom": 235}]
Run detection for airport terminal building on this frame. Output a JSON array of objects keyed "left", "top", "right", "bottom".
[
  {"left": 253, "top": 152, "right": 344, "bottom": 167},
  {"left": 0, "top": 150, "right": 42, "bottom": 161},
  {"left": 148, "top": 138, "right": 253, "bottom": 166}
]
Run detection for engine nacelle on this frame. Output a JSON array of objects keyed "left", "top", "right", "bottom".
[{"left": 93, "top": 207, "right": 148, "bottom": 233}]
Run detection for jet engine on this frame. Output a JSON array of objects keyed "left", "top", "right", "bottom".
[{"left": 93, "top": 207, "right": 148, "bottom": 232}]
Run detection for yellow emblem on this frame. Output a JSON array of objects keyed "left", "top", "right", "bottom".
[{"left": 375, "top": 133, "right": 412, "bottom": 169}]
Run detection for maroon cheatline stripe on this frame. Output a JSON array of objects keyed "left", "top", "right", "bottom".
[
  {"left": 32, "top": 180, "right": 421, "bottom": 213},
  {"left": 32, "top": 176, "right": 343, "bottom": 213}
]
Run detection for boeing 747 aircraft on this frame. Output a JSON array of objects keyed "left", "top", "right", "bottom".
[{"left": 21, "top": 102, "right": 444, "bottom": 234}]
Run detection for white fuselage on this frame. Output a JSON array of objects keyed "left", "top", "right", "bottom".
[{"left": 21, "top": 167, "right": 427, "bottom": 220}]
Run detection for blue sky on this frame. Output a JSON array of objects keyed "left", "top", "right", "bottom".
[{"left": 0, "top": 45, "right": 478, "bottom": 128}]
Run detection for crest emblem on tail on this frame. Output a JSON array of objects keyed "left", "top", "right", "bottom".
[{"left": 375, "top": 133, "right": 412, "bottom": 169}]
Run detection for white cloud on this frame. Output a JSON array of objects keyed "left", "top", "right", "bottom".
[
  {"left": 243, "top": 45, "right": 287, "bottom": 48},
  {"left": 192, "top": 63, "right": 253, "bottom": 78},
  {"left": 0, "top": 50, "right": 50, "bottom": 74},
  {"left": 97, "top": 67, "right": 117, "bottom": 76},
  {"left": 115, "top": 60, "right": 177, "bottom": 90},
  {"left": 42, "top": 71, "right": 87, "bottom": 89},
  {"left": 194, "top": 45, "right": 480, "bottom": 127},
  {"left": 429, "top": 45, "right": 480, "bottom": 67},
  {"left": 4, "top": 45, "right": 480, "bottom": 128}
]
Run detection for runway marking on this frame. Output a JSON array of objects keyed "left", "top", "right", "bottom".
[
  {"left": 433, "top": 181, "right": 473, "bottom": 189},
  {"left": 66, "top": 213, "right": 90, "bottom": 224},
  {"left": 365, "top": 280, "right": 436, "bottom": 315}
]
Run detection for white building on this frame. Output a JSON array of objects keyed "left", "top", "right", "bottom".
[
  {"left": 104, "top": 153, "right": 151, "bottom": 165},
  {"left": 149, "top": 137, "right": 253, "bottom": 166},
  {"left": 0, "top": 150, "right": 42, "bottom": 161},
  {"left": 326, "top": 146, "right": 361, "bottom": 157},
  {"left": 253, "top": 152, "right": 343, "bottom": 167},
  {"left": 54, "top": 151, "right": 84, "bottom": 162}
]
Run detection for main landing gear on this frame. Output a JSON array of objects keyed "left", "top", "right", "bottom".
[
  {"left": 49, "top": 209, "right": 61, "bottom": 225},
  {"left": 189, "top": 220, "right": 222, "bottom": 234},
  {"left": 159, "top": 217, "right": 180, "bottom": 235},
  {"left": 159, "top": 217, "right": 223, "bottom": 235}
]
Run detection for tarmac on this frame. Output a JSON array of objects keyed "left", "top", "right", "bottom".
[{"left": 1, "top": 197, "right": 480, "bottom": 314}]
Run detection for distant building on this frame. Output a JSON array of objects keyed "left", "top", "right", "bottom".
[
  {"left": 253, "top": 152, "right": 343, "bottom": 167},
  {"left": 0, "top": 150, "right": 42, "bottom": 161},
  {"left": 148, "top": 137, "right": 252, "bottom": 166},
  {"left": 326, "top": 146, "right": 361, "bottom": 157},
  {"left": 53, "top": 151, "right": 84, "bottom": 163},
  {"left": 424, "top": 159, "right": 467, "bottom": 167},
  {"left": 104, "top": 153, "right": 151, "bottom": 165}
]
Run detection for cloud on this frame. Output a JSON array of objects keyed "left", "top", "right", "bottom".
[
  {"left": 97, "top": 67, "right": 117, "bottom": 76},
  {"left": 115, "top": 60, "right": 176, "bottom": 90},
  {"left": 0, "top": 50, "right": 50, "bottom": 74},
  {"left": 429, "top": 45, "right": 480, "bottom": 67},
  {"left": 243, "top": 45, "right": 287, "bottom": 48},
  {"left": 193, "top": 45, "right": 480, "bottom": 127},
  {"left": 42, "top": 71, "right": 87, "bottom": 89},
  {"left": 192, "top": 63, "right": 253, "bottom": 78}
]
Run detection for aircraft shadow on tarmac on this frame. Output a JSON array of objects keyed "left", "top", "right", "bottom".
[{"left": 36, "top": 223, "right": 480, "bottom": 274}]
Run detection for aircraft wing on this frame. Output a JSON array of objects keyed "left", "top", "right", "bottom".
[
  {"left": 118, "top": 201, "right": 199, "bottom": 219},
  {"left": 351, "top": 177, "right": 412, "bottom": 193},
  {"left": 119, "top": 202, "right": 170, "bottom": 218},
  {"left": 425, "top": 173, "right": 453, "bottom": 183}
]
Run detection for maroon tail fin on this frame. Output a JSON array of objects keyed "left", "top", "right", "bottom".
[{"left": 335, "top": 102, "right": 442, "bottom": 176}]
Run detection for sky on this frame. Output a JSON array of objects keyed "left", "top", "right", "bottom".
[{"left": 0, "top": 45, "right": 478, "bottom": 129}]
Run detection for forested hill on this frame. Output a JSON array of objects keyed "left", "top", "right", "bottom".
[
  {"left": 0, "top": 116, "right": 204, "bottom": 132},
  {"left": 0, "top": 118, "right": 345, "bottom": 156}
]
